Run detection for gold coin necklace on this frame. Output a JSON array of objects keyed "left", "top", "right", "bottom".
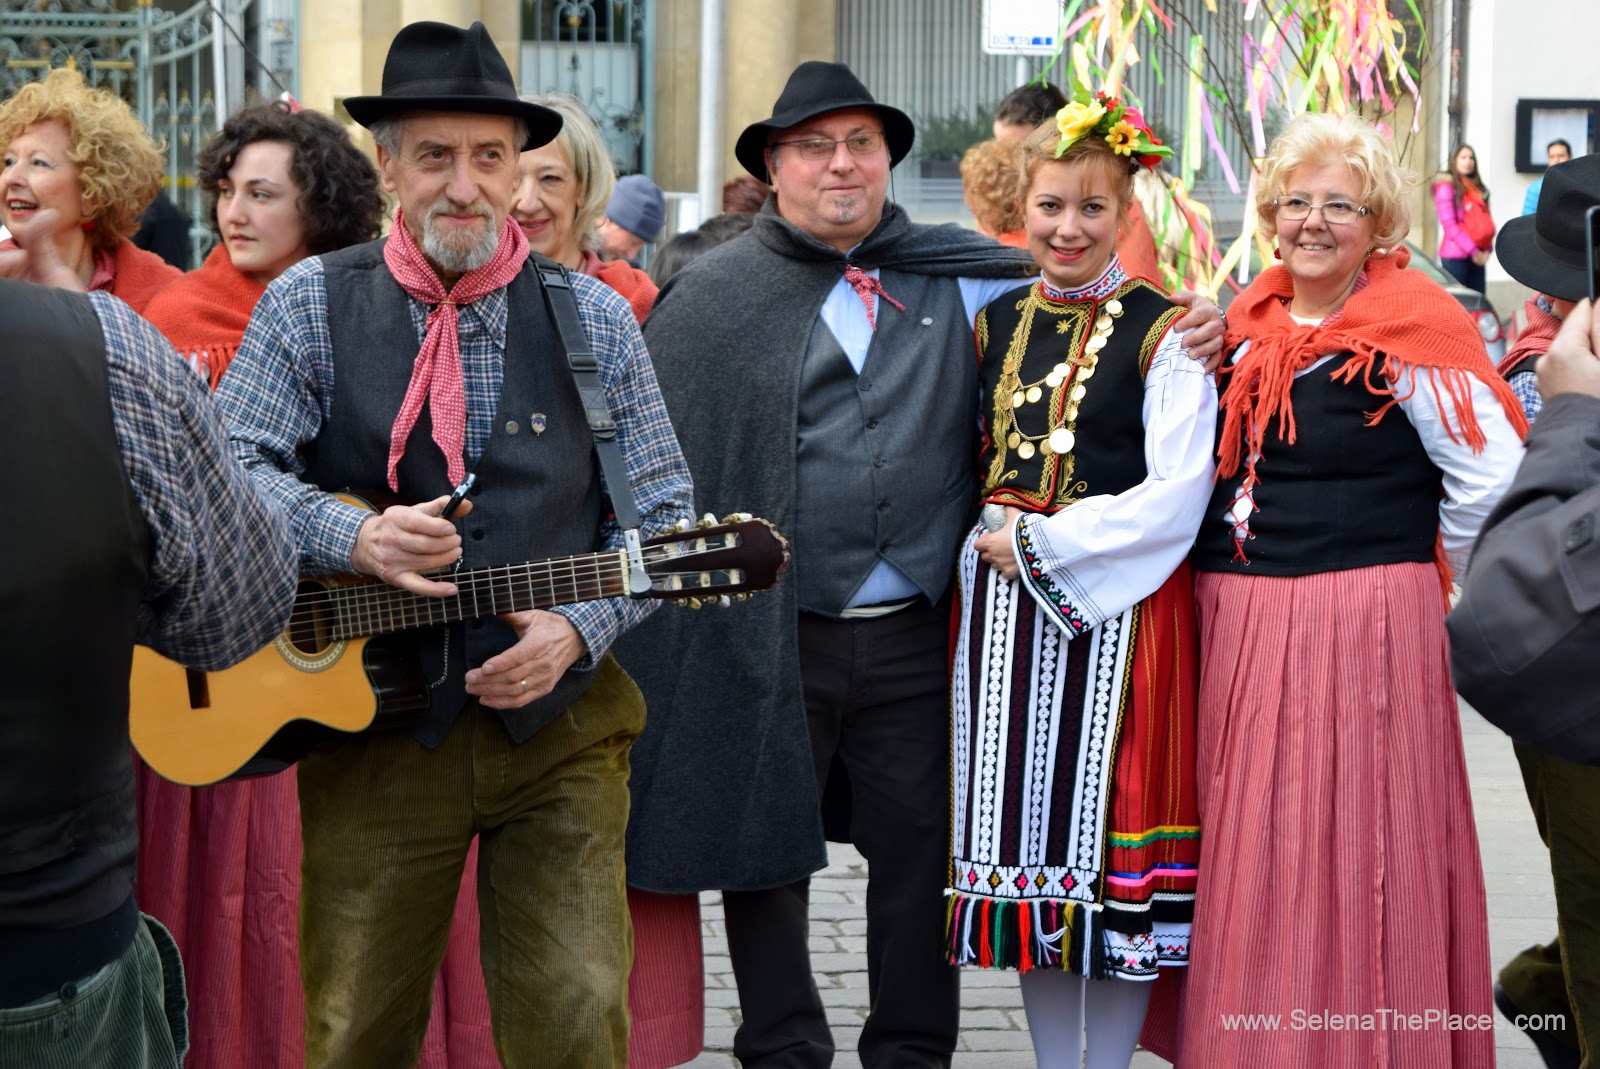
[{"left": 1000, "top": 295, "right": 1124, "bottom": 461}]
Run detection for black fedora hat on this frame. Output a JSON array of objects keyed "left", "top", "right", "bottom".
[
  {"left": 734, "top": 61, "right": 915, "bottom": 183},
  {"left": 344, "top": 21, "right": 560, "bottom": 151},
  {"left": 1496, "top": 153, "right": 1600, "bottom": 302}
]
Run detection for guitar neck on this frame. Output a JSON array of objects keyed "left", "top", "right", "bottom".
[{"left": 329, "top": 551, "right": 629, "bottom": 639}]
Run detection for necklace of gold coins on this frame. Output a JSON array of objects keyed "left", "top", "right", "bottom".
[{"left": 994, "top": 293, "right": 1126, "bottom": 460}]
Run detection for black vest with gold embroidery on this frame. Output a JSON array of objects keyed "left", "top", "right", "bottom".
[{"left": 977, "top": 278, "right": 1182, "bottom": 513}]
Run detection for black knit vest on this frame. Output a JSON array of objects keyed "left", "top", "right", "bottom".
[
  {"left": 1192, "top": 358, "right": 1441, "bottom": 574},
  {"left": 303, "top": 242, "right": 602, "bottom": 745},
  {"left": 0, "top": 282, "right": 150, "bottom": 1004},
  {"left": 978, "top": 279, "right": 1183, "bottom": 509}
]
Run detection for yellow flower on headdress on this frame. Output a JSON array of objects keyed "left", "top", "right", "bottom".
[
  {"left": 1055, "top": 100, "right": 1107, "bottom": 146},
  {"left": 1105, "top": 120, "right": 1139, "bottom": 156}
]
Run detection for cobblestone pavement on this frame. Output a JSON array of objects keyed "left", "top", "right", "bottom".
[{"left": 681, "top": 704, "right": 1562, "bottom": 1068}]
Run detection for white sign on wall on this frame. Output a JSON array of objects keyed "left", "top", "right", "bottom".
[{"left": 982, "top": 0, "right": 1063, "bottom": 56}]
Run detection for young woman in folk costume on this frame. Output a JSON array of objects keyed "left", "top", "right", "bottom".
[{"left": 946, "top": 88, "right": 1217, "bottom": 1069}]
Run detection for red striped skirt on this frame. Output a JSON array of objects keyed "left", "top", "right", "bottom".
[
  {"left": 1173, "top": 564, "right": 1493, "bottom": 1068},
  {"left": 946, "top": 530, "right": 1200, "bottom": 980}
]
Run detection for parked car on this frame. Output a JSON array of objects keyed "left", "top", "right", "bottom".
[
  {"left": 1214, "top": 238, "right": 1506, "bottom": 362},
  {"left": 1401, "top": 241, "right": 1506, "bottom": 363}
]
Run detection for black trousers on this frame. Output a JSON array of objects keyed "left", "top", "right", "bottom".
[{"left": 723, "top": 598, "right": 960, "bottom": 1069}]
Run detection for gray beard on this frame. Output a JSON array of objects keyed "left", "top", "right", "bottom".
[{"left": 420, "top": 210, "right": 501, "bottom": 274}]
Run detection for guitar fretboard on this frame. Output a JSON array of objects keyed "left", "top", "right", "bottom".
[{"left": 320, "top": 552, "right": 630, "bottom": 640}]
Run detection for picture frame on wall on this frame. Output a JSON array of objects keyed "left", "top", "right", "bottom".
[{"left": 1515, "top": 99, "right": 1598, "bottom": 173}]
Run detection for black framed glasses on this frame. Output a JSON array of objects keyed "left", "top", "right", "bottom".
[
  {"left": 770, "top": 131, "right": 885, "bottom": 161},
  {"left": 1273, "top": 196, "right": 1371, "bottom": 224}
]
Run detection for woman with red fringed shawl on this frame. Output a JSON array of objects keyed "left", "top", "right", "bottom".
[
  {"left": 138, "top": 103, "right": 397, "bottom": 1069},
  {"left": 1173, "top": 112, "right": 1526, "bottom": 1067}
]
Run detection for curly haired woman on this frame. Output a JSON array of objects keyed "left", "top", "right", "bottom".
[
  {"left": 0, "top": 66, "right": 179, "bottom": 311},
  {"left": 136, "top": 103, "right": 387, "bottom": 1069}
]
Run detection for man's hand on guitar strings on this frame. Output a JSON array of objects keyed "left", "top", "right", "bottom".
[
  {"left": 467, "top": 610, "right": 589, "bottom": 709},
  {"left": 350, "top": 494, "right": 474, "bottom": 597}
]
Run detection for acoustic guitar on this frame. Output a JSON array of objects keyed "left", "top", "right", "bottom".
[{"left": 132, "top": 513, "right": 788, "bottom": 786}]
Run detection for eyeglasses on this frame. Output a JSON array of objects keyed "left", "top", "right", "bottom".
[
  {"left": 770, "top": 131, "right": 885, "bottom": 161},
  {"left": 1273, "top": 196, "right": 1371, "bottom": 224}
]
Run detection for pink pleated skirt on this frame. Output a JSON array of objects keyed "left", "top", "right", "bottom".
[{"left": 1170, "top": 563, "right": 1494, "bottom": 1068}]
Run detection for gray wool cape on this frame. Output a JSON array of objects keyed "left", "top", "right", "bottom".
[{"left": 616, "top": 200, "right": 1036, "bottom": 894}]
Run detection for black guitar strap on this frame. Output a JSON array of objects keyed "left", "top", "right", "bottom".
[{"left": 533, "top": 260, "right": 650, "bottom": 594}]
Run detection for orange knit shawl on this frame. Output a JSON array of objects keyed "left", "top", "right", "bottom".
[
  {"left": 0, "top": 235, "right": 180, "bottom": 315},
  {"left": 1218, "top": 247, "right": 1528, "bottom": 591},
  {"left": 1219, "top": 246, "right": 1526, "bottom": 476},
  {"left": 143, "top": 245, "right": 267, "bottom": 389},
  {"left": 580, "top": 250, "right": 658, "bottom": 323}
]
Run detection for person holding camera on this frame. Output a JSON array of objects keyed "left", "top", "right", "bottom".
[{"left": 1451, "top": 152, "right": 1600, "bottom": 1069}]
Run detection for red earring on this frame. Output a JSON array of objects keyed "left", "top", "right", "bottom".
[{"left": 1272, "top": 246, "right": 1282, "bottom": 260}]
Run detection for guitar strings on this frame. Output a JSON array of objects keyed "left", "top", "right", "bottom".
[
  {"left": 287, "top": 539, "right": 718, "bottom": 615},
  {"left": 286, "top": 540, "right": 734, "bottom": 638},
  {"left": 290, "top": 547, "right": 681, "bottom": 615}
]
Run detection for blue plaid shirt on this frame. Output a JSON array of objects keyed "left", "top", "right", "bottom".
[
  {"left": 89, "top": 292, "right": 297, "bottom": 669},
  {"left": 215, "top": 256, "right": 695, "bottom": 665}
]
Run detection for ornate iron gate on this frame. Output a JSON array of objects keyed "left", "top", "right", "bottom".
[
  {"left": 519, "top": 0, "right": 647, "bottom": 174},
  {"left": 2, "top": 0, "right": 298, "bottom": 262}
]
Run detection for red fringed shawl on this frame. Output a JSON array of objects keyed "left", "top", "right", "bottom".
[
  {"left": 1218, "top": 247, "right": 1528, "bottom": 592},
  {"left": 143, "top": 245, "right": 267, "bottom": 389},
  {"left": 1497, "top": 295, "right": 1564, "bottom": 378}
]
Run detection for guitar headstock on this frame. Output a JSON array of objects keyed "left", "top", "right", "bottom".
[{"left": 641, "top": 513, "right": 790, "bottom": 608}]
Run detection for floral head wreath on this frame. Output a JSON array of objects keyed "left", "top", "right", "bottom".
[{"left": 1052, "top": 78, "right": 1172, "bottom": 172}]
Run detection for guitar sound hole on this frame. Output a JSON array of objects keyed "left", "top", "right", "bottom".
[{"left": 286, "top": 580, "right": 338, "bottom": 655}]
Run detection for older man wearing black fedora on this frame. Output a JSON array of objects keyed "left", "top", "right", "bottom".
[
  {"left": 1452, "top": 151, "right": 1600, "bottom": 1069},
  {"left": 213, "top": 20, "right": 692, "bottom": 1069},
  {"left": 617, "top": 61, "right": 1225, "bottom": 1067}
]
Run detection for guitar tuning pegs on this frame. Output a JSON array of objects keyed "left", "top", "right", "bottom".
[
  {"left": 713, "top": 595, "right": 731, "bottom": 608},
  {"left": 695, "top": 513, "right": 717, "bottom": 529},
  {"left": 666, "top": 523, "right": 686, "bottom": 535},
  {"left": 721, "top": 511, "right": 753, "bottom": 523}
]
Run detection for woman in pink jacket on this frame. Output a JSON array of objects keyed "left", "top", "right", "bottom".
[{"left": 1433, "top": 144, "right": 1493, "bottom": 294}]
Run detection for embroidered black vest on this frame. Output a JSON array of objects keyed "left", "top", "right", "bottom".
[
  {"left": 1192, "top": 356, "right": 1441, "bottom": 575},
  {"left": 977, "top": 279, "right": 1183, "bottom": 512},
  {"left": 304, "top": 242, "right": 603, "bottom": 745}
]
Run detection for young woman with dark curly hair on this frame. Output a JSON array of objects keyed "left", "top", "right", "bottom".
[
  {"left": 0, "top": 66, "right": 180, "bottom": 310},
  {"left": 143, "top": 103, "right": 384, "bottom": 387},
  {"left": 135, "top": 103, "right": 388, "bottom": 1069}
]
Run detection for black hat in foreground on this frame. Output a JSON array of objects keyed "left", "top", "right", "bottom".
[
  {"left": 344, "top": 21, "right": 560, "bottom": 152},
  {"left": 1496, "top": 152, "right": 1600, "bottom": 302},
  {"left": 734, "top": 62, "right": 915, "bottom": 184}
]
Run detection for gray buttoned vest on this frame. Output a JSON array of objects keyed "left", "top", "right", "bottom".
[
  {"left": 793, "top": 270, "right": 978, "bottom": 616},
  {"left": 303, "top": 242, "right": 602, "bottom": 745}
]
